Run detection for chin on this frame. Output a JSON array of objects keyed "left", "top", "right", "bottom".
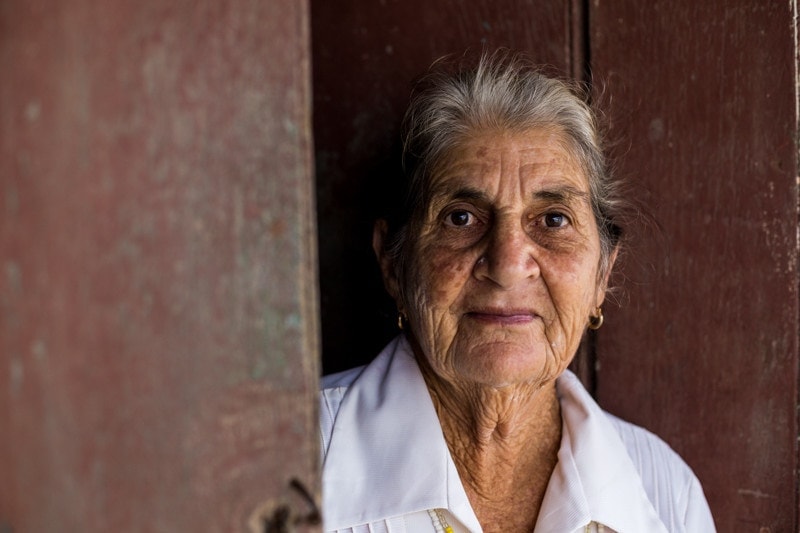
[{"left": 455, "top": 344, "right": 557, "bottom": 388}]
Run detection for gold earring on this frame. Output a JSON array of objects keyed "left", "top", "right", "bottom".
[
  {"left": 588, "top": 307, "right": 604, "bottom": 330},
  {"left": 397, "top": 311, "right": 405, "bottom": 330}
]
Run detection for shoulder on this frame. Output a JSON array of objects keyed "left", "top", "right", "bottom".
[
  {"left": 319, "top": 365, "right": 365, "bottom": 457},
  {"left": 605, "top": 411, "right": 695, "bottom": 486},
  {"left": 322, "top": 365, "right": 365, "bottom": 390},
  {"left": 318, "top": 335, "right": 408, "bottom": 432},
  {"left": 556, "top": 371, "right": 715, "bottom": 530},
  {"left": 558, "top": 371, "right": 701, "bottom": 491},
  {"left": 604, "top": 412, "right": 715, "bottom": 531}
]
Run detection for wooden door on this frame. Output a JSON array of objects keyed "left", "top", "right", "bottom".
[
  {"left": 590, "top": 2, "right": 798, "bottom": 531},
  {"left": 0, "top": 1, "right": 320, "bottom": 531}
]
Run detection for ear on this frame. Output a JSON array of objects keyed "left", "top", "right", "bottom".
[
  {"left": 372, "top": 219, "right": 401, "bottom": 303},
  {"left": 596, "top": 245, "right": 620, "bottom": 307}
]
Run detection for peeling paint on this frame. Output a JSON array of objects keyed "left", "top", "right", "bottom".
[
  {"left": 10, "top": 356, "right": 23, "bottom": 395},
  {"left": 4, "top": 183, "right": 19, "bottom": 214},
  {"left": 30, "top": 338, "right": 47, "bottom": 362},
  {"left": 5, "top": 261, "right": 22, "bottom": 294},
  {"left": 283, "top": 117, "right": 297, "bottom": 136},
  {"left": 737, "top": 488, "right": 778, "bottom": 499},
  {"left": 25, "top": 100, "right": 41, "bottom": 122},
  {"left": 283, "top": 312, "right": 301, "bottom": 331},
  {"left": 648, "top": 118, "right": 665, "bottom": 142}
]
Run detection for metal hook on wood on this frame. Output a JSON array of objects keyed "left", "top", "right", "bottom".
[{"left": 262, "top": 478, "right": 321, "bottom": 533}]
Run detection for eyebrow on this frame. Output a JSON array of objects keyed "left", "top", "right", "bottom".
[
  {"left": 533, "top": 186, "right": 590, "bottom": 203},
  {"left": 431, "top": 184, "right": 590, "bottom": 204},
  {"left": 430, "top": 184, "right": 487, "bottom": 203}
]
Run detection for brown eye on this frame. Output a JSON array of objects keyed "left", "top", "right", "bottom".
[
  {"left": 544, "top": 212, "right": 568, "bottom": 228},
  {"left": 447, "top": 210, "right": 473, "bottom": 227}
]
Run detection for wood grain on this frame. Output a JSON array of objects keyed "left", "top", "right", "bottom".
[
  {"left": 590, "top": 1, "right": 798, "bottom": 530},
  {"left": 0, "top": 0, "right": 320, "bottom": 530}
]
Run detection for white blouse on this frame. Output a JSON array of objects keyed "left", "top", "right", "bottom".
[{"left": 320, "top": 336, "right": 716, "bottom": 532}]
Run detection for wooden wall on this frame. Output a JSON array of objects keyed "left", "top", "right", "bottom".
[
  {"left": 0, "top": 1, "right": 320, "bottom": 531},
  {"left": 591, "top": 2, "right": 798, "bottom": 531}
]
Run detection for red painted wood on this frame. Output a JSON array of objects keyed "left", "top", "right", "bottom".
[
  {"left": 311, "top": 0, "right": 577, "bottom": 374},
  {"left": 0, "top": 1, "right": 320, "bottom": 531},
  {"left": 590, "top": 2, "right": 798, "bottom": 530}
]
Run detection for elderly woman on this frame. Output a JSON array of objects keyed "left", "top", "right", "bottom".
[{"left": 319, "top": 50, "right": 715, "bottom": 532}]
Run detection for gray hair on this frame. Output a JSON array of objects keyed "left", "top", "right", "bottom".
[{"left": 384, "top": 49, "right": 625, "bottom": 288}]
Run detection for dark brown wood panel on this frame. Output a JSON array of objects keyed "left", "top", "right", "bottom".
[
  {"left": 0, "top": 0, "right": 320, "bottom": 531},
  {"left": 311, "top": 0, "right": 579, "bottom": 374},
  {"left": 589, "top": 2, "right": 798, "bottom": 530}
]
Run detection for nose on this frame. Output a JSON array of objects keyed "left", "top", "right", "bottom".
[{"left": 474, "top": 216, "right": 540, "bottom": 288}]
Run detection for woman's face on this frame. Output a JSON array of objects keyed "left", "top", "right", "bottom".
[{"left": 398, "top": 128, "right": 612, "bottom": 389}]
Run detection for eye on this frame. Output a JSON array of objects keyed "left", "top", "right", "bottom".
[
  {"left": 446, "top": 209, "right": 474, "bottom": 227},
  {"left": 543, "top": 212, "right": 569, "bottom": 228}
]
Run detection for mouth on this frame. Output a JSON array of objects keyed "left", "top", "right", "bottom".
[{"left": 465, "top": 308, "right": 539, "bottom": 325}]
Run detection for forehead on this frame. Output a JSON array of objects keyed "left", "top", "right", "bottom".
[{"left": 431, "top": 128, "right": 588, "bottom": 192}]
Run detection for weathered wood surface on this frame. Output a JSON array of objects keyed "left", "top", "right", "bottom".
[
  {"left": 590, "top": 2, "right": 798, "bottom": 530},
  {"left": 0, "top": 1, "right": 320, "bottom": 531}
]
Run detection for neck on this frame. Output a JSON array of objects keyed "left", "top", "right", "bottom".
[{"left": 418, "top": 359, "right": 563, "bottom": 532}]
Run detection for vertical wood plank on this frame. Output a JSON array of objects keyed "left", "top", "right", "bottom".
[
  {"left": 590, "top": 2, "right": 798, "bottom": 530},
  {"left": 0, "top": 0, "right": 320, "bottom": 531},
  {"left": 311, "top": 0, "right": 576, "bottom": 374}
]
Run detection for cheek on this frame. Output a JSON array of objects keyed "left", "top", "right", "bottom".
[
  {"left": 409, "top": 246, "right": 473, "bottom": 306},
  {"left": 542, "top": 249, "right": 602, "bottom": 310}
]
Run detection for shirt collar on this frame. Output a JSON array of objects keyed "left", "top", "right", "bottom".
[
  {"left": 535, "top": 371, "right": 669, "bottom": 532},
  {"left": 322, "top": 336, "right": 453, "bottom": 529},
  {"left": 322, "top": 336, "right": 668, "bottom": 532}
]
